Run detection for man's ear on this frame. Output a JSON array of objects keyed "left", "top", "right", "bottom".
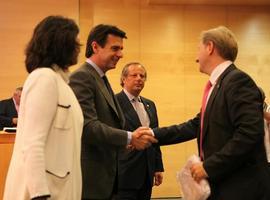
[
  {"left": 206, "top": 41, "right": 215, "bottom": 55},
  {"left": 91, "top": 41, "right": 99, "bottom": 54}
]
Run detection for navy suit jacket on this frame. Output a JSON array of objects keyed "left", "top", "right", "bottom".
[
  {"left": 154, "top": 64, "right": 270, "bottom": 200},
  {"left": 116, "top": 90, "right": 164, "bottom": 189},
  {"left": 0, "top": 98, "right": 17, "bottom": 130}
]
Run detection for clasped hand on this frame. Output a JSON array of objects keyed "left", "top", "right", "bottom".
[{"left": 128, "top": 127, "right": 157, "bottom": 150}]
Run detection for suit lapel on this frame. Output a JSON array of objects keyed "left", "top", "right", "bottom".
[
  {"left": 85, "top": 63, "right": 121, "bottom": 119},
  {"left": 141, "top": 98, "right": 154, "bottom": 127},
  {"left": 202, "top": 64, "right": 236, "bottom": 139},
  {"left": 119, "top": 91, "right": 141, "bottom": 128}
]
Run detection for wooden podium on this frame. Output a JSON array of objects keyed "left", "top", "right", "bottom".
[{"left": 0, "top": 132, "right": 15, "bottom": 199}]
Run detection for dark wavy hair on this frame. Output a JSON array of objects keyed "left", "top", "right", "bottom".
[
  {"left": 85, "top": 24, "right": 127, "bottom": 58},
  {"left": 25, "top": 15, "right": 80, "bottom": 73}
]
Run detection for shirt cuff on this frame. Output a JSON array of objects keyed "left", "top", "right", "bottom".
[{"left": 127, "top": 131, "right": 132, "bottom": 144}]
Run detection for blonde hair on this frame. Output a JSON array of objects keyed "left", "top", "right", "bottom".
[{"left": 200, "top": 26, "right": 238, "bottom": 61}]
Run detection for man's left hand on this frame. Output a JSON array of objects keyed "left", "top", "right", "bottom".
[
  {"left": 154, "top": 172, "right": 163, "bottom": 186},
  {"left": 190, "top": 162, "right": 208, "bottom": 183}
]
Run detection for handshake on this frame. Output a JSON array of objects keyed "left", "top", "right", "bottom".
[{"left": 129, "top": 127, "right": 158, "bottom": 150}]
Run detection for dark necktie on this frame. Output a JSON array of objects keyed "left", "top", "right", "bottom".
[
  {"left": 102, "top": 75, "right": 114, "bottom": 96},
  {"left": 200, "top": 80, "right": 212, "bottom": 160}
]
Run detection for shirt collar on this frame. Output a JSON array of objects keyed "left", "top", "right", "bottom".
[
  {"left": 86, "top": 58, "right": 105, "bottom": 77},
  {"left": 12, "top": 97, "right": 19, "bottom": 113},
  {"left": 12, "top": 97, "right": 18, "bottom": 107},
  {"left": 123, "top": 89, "right": 141, "bottom": 102},
  {"left": 209, "top": 60, "right": 232, "bottom": 85}
]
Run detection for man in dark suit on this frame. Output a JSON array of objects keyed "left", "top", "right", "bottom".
[
  {"left": 116, "top": 62, "right": 164, "bottom": 200},
  {"left": 69, "top": 24, "right": 156, "bottom": 200},
  {"left": 152, "top": 26, "right": 270, "bottom": 200},
  {"left": 0, "top": 87, "right": 22, "bottom": 130}
]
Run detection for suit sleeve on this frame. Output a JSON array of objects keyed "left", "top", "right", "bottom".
[
  {"left": 153, "top": 143, "right": 164, "bottom": 172},
  {"left": 203, "top": 71, "right": 264, "bottom": 181},
  {"left": 0, "top": 100, "right": 14, "bottom": 128},
  {"left": 153, "top": 114, "right": 199, "bottom": 146},
  {"left": 69, "top": 70, "right": 127, "bottom": 146},
  {"left": 151, "top": 102, "right": 164, "bottom": 172}
]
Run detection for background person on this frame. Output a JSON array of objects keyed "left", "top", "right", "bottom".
[
  {"left": 0, "top": 87, "right": 22, "bottom": 130},
  {"left": 116, "top": 62, "right": 164, "bottom": 200},
  {"left": 264, "top": 104, "right": 270, "bottom": 165},
  {"left": 259, "top": 87, "right": 270, "bottom": 165}
]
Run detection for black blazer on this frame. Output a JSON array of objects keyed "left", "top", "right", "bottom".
[
  {"left": 154, "top": 64, "right": 270, "bottom": 200},
  {"left": 0, "top": 98, "right": 17, "bottom": 130},
  {"left": 116, "top": 90, "right": 164, "bottom": 189}
]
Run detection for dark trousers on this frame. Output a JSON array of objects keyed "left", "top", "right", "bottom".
[
  {"left": 116, "top": 175, "right": 152, "bottom": 200},
  {"left": 82, "top": 195, "right": 117, "bottom": 200},
  {"left": 82, "top": 174, "right": 118, "bottom": 200},
  {"left": 82, "top": 193, "right": 117, "bottom": 200}
]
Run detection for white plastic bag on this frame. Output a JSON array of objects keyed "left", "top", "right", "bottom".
[{"left": 176, "top": 154, "right": 211, "bottom": 200}]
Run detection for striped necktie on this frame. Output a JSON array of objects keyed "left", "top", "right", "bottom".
[{"left": 132, "top": 97, "right": 150, "bottom": 127}]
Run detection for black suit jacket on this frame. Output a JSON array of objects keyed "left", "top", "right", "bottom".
[
  {"left": 116, "top": 90, "right": 164, "bottom": 189},
  {"left": 0, "top": 98, "right": 17, "bottom": 130},
  {"left": 154, "top": 64, "right": 270, "bottom": 200},
  {"left": 69, "top": 62, "right": 128, "bottom": 199}
]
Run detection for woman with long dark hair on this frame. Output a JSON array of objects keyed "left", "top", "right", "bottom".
[{"left": 4, "top": 15, "right": 83, "bottom": 200}]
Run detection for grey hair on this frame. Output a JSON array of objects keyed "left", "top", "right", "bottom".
[{"left": 120, "top": 62, "right": 147, "bottom": 87}]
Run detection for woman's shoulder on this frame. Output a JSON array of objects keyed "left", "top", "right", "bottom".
[
  {"left": 24, "top": 68, "right": 58, "bottom": 90},
  {"left": 30, "top": 67, "right": 56, "bottom": 77},
  {"left": 27, "top": 68, "right": 58, "bottom": 82}
]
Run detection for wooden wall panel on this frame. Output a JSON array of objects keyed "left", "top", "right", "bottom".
[
  {"left": 0, "top": 0, "right": 79, "bottom": 99},
  {"left": 1, "top": 0, "right": 270, "bottom": 198},
  {"left": 149, "top": 0, "right": 270, "bottom": 6},
  {"left": 228, "top": 7, "right": 270, "bottom": 97}
]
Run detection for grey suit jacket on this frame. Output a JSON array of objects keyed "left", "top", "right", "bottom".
[{"left": 69, "top": 62, "right": 127, "bottom": 199}]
